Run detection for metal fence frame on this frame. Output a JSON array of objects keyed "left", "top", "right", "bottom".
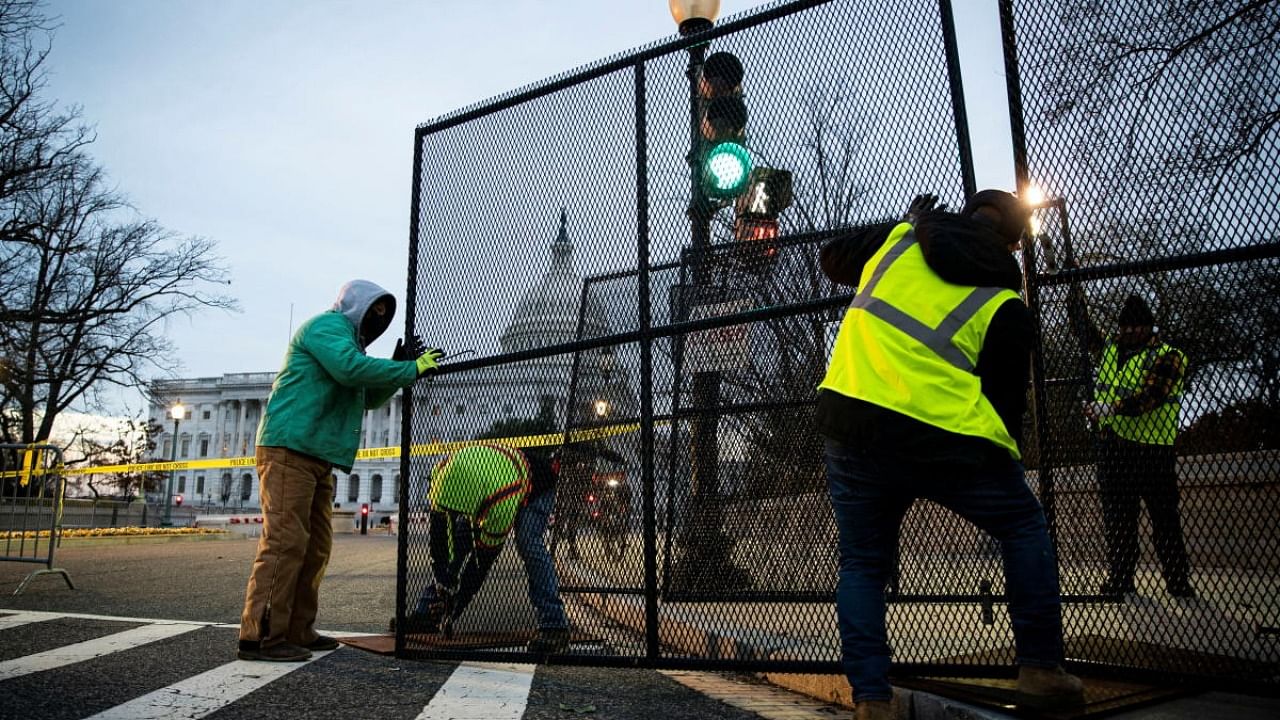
[
  {"left": 1, "top": 444, "right": 75, "bottom": 595},
  {"left": 999, "top": 0, "right": 1280, "bottom": 692},
  {"left": 389, "top": 0, "right": 1280, "bottom": 691},
  {"left": 394, "top": 0, "right": 986, "bottom": 674}
]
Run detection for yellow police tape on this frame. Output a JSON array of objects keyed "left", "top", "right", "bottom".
[
  {"left": 2, "top": 421, "right": 641, "bottom": 479},
  {"left": 19, "top": 447, "right": 43, "bottom": 487}
]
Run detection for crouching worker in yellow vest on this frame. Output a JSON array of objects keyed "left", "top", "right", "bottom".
[{"left": 400, "top": 443, "right": 566, "bottom": 651}]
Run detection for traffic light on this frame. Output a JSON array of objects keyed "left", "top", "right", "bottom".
[
  {"left": 174, "top": 494, "right": 183, "bottom": 507},
  {"left": 360, "top": 503, "right": 369, "bottom": 535},
  {"left": 734, "top": 167, "right": 793, "bottom": 271},
  {"left": 698, "top": 52, "right": 750, "bottom": 199}
]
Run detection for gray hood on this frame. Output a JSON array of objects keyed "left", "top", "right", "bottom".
[{"left": 332, "top": 279, "right": 396, "bottom": 348}]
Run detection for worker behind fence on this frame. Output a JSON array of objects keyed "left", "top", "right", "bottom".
[
  {"left": 1068, "top": 291, "right": 1194, "bottom": 600},
  {"left": 817, "top": 191, "right": 1083, "bottom": 717},
  {"left": 400, "top": 443, "right": 571, "bottom": 653}
]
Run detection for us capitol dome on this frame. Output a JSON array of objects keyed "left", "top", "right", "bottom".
[{"left": 142, "top": 209, "right": 633, "bottom": 514}]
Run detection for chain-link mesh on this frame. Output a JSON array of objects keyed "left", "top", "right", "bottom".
[
  {"left": 398, "top": 0, "right": 982, "bottom": 672},
  {"left": 394, "top": 0, "right": 1278, "bottom": 685},
  {"left": 1008, "top": 0, "right": 1280, "bottom": 688}
]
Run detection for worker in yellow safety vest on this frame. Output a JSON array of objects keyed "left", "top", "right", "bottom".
[
  {"left": 1070, "top": 291, "right": 1194, "bottom": 599},
  {"left": 817, "top": 190, "right": 1082, "bottom": 718}
]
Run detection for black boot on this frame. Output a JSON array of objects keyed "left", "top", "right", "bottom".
[
  {"left": 1099, "top": 576, "right": 1136, "bottom": 597},
  {"left": 527, "top": 627, "right": 571, "bottom": 654}
]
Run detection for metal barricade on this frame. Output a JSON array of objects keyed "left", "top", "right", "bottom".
[{"left": 1, "top": 444, "right": 76, "bottom": 595}]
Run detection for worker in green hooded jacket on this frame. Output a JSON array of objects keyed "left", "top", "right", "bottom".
[{"left": 238, "top": 279, "right": 443, "bottom": 662}]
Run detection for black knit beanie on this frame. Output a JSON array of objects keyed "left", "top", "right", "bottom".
[
  {"left": 961, "top": 189, "right": 1032, "bottom": 246},
  {"left": 1118, "top": 294, "right": 1154, "bottom": 326}
]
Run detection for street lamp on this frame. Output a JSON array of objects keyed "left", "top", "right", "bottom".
[
  {"left": 669, "top": 0, "right": 719, "bottom": 35},
  {"left": 668, "top": 0, "right": 749, "bottom": 594},
  {"left": 161, "top": 402, "right": 185, "bottom": 527}
]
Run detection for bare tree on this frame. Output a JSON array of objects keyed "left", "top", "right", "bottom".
[
  {"left": 1040, "top": 0, "right": 1278, "bottom": 194},
  {"left": 0, "top": 1, "right": 93, "bottom": 205},
  {"left": 62, "top": 416, "right": 165, "bottom": 500},
  {"left": 0, "top": 1, "right": 236, "bottom": 455}
]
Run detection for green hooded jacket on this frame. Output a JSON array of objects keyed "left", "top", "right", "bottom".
[{"left": 256, "top": 279, "right": 418, "bottom": 471}]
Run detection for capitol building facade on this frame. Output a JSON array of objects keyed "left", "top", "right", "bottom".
[{"left": 148, "top": 211, "right": 633, "bottom": 513}]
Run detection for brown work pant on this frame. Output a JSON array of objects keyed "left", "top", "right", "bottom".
[{"left": 239, "top": 446, "right": 334, "bottom": 648}]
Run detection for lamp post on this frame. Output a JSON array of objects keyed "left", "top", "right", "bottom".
[
  {"left": 162, "top": 402, "right": 185, "bottom": 527},
  {"left": 668, "top": 0, "right": 747, "bottom": 593}
]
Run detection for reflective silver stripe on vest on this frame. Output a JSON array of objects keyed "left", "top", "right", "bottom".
[{"left": 849, "top": 231, "right": 1004, "bottom": 373}]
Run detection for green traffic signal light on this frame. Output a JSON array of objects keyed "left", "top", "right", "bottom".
[
  {"left": 703, "top": 141, "right": 752, "bottom": 198},
  {"left": 696, "top": 51, "right": 750, "bottom": 200}
]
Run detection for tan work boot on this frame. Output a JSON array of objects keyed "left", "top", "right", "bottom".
[
  {"left": 854, "top": 699, "right": 893, "bottom": 720},
  {"left": 1016, "top": 665, "right": 1084, "bottom": 708}
]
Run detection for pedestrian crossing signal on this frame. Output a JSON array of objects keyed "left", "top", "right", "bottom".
[
  {"left": 733, "top": 168, "right": 791, "bottom": 273},
  {"left": 735, "top": 167, "right": 793, "bottom": 219}
]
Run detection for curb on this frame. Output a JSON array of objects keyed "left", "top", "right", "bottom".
[
  {"left": 760, "top": 671, "right": 851, "bottom": 708},
  {"left": 560, "top": 558, "right": 1029, "bottom": 718},
  {"left": 559, "top": 559, "right": 854, "bottom": 707}
]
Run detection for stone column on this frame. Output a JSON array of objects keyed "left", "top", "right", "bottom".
[{"left": 237, "top": 400, "right": 249, "bottom": 455}]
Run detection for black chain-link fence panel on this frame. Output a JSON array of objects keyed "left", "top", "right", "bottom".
[
  {"left": 1006, "top": 0, "right": 1280, "bottom": 688},
  {"left": 396, "top": 0, "right": 997, "bottom": 672}
]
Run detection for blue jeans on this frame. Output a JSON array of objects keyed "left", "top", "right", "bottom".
[
  {"left": 824, "top": 439, "right": 1064, "bottom": 701},
  {"left": 515, "top": 489, "right": 568, "bottom": 630}
]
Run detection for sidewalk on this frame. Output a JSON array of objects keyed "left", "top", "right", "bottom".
[{"left": 556, "top": 528, "right": 1280, "bottom": 719}]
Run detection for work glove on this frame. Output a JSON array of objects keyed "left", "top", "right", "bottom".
[
  {"left": 427, "top": 587, "right": 452, "bottom": 616},
  {"left": 416, "top": 348, "right": 445, "bottom": 377},
  {"left": 393, "top": 334, "right": 425, "bottom": 362},
  {"left": 1084, "top": 401, "right": 1117, "bottom": 422},
  {"left": 904, "top": 193, "right": 947, "bottom": 223}
]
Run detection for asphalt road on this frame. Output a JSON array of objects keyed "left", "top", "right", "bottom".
[{"left": 0, "top": 534, "right": 844, "bottom": 720}]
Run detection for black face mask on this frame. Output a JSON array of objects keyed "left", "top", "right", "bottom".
[{"left": 359, "top": 299, "right": 394, "bottom": 348}]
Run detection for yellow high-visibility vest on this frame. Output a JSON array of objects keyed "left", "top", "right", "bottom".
[
  {"left": 819, "top": 222, "right": 1022, "bottom": 458},
  {"left": 1094, "top": 342, "right": 1185, "bottom": 446}
]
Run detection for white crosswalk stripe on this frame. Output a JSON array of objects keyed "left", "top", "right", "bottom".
[
  {"left": 415, "top": 662, "right": 536, "bottom": 720},
  {"left": 83, "top": 651, "right": 336, "bottom": 720},
  {"left": 0, "top": 611, "right": 50, "bottom": 631},
  {"left": 0, "top": 621, "right": 201, "bottom": 681},
  {"left": 0, "top": 610, "right": 541, "bottom": 720},
  {"left": 0, "top": 609, "right": 823, "bottom": 720}
]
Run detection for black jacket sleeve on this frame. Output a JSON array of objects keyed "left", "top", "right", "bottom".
[
  {"left": 1063, "top": 280, "right": 1104, "bottom": 359},
  {"left": 976, "top": 298, "right": 1036, "bottom": 445},
  {"left": 819, "top": 222, "right": 896, "bottom": 286}
]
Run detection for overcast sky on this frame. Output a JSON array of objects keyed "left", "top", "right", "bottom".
[{"left": 42, "top": 0, "right": 1015, "bottom": 416}]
